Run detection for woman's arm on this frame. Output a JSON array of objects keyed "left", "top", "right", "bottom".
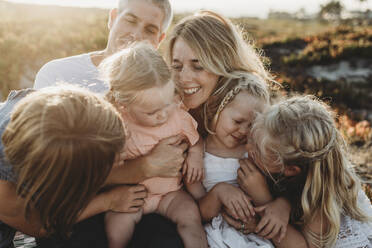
[
  {"left": 0, "top": 181, "right": 146, "bottom": 237},
  {"left": 105, "top": 134, "right": 188, "bottom": 185},
  {"left": 0, "top": 180, "right": 45, "bottom": 237}
]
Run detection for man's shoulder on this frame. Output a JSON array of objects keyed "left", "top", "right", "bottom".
[{"left": 39, "top": 53, "right": 92, "bottom": 72}]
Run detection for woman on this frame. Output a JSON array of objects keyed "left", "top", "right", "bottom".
[
  {"left": 0, "top": 86, "right": 130, "bottom": 247},
  {"left": 166, "top": 11, "right": 272, "bottom": 136}
]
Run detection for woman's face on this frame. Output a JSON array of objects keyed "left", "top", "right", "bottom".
[{"left": 171, "top": 38, "right": 219, "bottom": 109}]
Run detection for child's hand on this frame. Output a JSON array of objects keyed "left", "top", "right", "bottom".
[
  {"left": 183, "top": 143, "right": 204, "bottom": 184},
  {"left": 237, "top": 158, "right": 270, "bottom": 200},
  {"left": 254, "top": 197, "right": 291, "bottom": 243},
  {"left": 216, "top": 183, "right": 255, "bottom": 223},
  {"left": 106, "top": 185, "right": 147, "bottom": 213}
]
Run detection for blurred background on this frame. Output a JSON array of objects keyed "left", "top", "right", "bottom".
[{"left": 0, "top": 0, "right": 371, "bottom": 198}]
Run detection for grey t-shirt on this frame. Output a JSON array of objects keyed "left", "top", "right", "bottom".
[
  {"left": 33, "top": 53, "right": 108, "bottom": 94},
  {"left": 0, "top": 89, "right": 34, "bottom": 248}
]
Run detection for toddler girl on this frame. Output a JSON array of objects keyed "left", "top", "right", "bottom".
[
  {"left": 100, "top": 42, "right": 207, "bottom": 248},
  {"left": 186, "top": 72, "right": 276, "bottom": 248}
]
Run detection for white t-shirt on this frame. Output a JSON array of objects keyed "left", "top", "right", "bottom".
[{"left": 33, "top": 53, "right": 108, "bottom": 94}]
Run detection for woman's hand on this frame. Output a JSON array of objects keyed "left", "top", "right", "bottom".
[
  {"left": 105, "top": 185, "right": 147, "bottom": 213},
  {"left": 215, "top": 183, "right": 255, "bottom": 223},
  {"left": 145, "top": 134, "right": 189, "bottom": 178},
  {"left": 254, "top": 197, "right": 291, "bottom": 243},
  {"left": 221, "top": 209, "right": 258, "bottom": 234},
  {"left": 237, "top": 159, "right": 271, "bottom": 204}
]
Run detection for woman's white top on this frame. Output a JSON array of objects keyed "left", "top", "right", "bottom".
[
  {"left": 335, "top": 190, "right": 372, "bottom": 248},
  {"left": 202, "top": 152, "right": 274, "bottom": 248}
]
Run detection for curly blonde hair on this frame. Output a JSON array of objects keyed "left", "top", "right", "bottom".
[{"left": 250, "top": 95, "right": 371, "bottom": 247}]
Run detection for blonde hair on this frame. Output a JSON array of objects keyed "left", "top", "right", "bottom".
[
  {"left": 250, "top": 95, "right": 371, "bottom": 247},
  {"left": 2, "top": 85, "right": 125, "bottom": 237},
  {"left": 205, "top": 72, "right": 269, "bottom": 136},
  {"left": 100, "top": 42, "right": 171, "bottom": 106},
  {"left": 166, "top": 11, "right": 273, "bottom": 135},
  {"left": 118, "top": 0, "right": 173, "bottom": 32}
]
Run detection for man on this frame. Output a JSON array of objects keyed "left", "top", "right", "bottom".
[
  {"left": 34, "top": 0, "right": 172, "bottom": 93},
  {"left": 33, "top": 1, "right": 186, "bottom": 248}
]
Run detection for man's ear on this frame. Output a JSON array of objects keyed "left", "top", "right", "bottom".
[
  {"left": 283, "top": 165, "right": 301, "bottom": 177},
  {"left": 108, "top": 8, "right": 118, "bottom": 30}
]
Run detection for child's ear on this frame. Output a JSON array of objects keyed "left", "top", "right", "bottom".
[{"left": 283, "top": 165, "right": 301, "bottom": 177}]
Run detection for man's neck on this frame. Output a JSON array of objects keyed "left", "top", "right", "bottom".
[{"left": 90, "top": 49, "right": 111, "bottom": 67}]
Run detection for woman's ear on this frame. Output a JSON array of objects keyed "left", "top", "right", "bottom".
[
  {"left": 283, "top": 165, "right": 301, "bottom": 177},
  {"left": 108, "top": 8, "right": 118, "bottom": 30}
]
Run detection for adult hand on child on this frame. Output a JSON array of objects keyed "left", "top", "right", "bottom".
[
  {"left": 237, "top": 158, "right": 270, "bottom": 201},
  {"left": 106, "top": 185, "right": 147, "bottom": 213},
  {"left": 254, "top": 197, "right": 291, "bottom": 243},
  {"left": 146, "top": 134, "right": 188, "bottom": 178},
  {"left": 216, "top": 183, "right": 255, "bottom": 223},
  {"left": 183, "top": 141, "right": 204, "bottom": 184},
  {"left": 222, "top": 209, "right": 258, "bottom": 234}
]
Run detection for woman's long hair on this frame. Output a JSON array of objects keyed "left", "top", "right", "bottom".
[{"left": 2, "top": 85, "right": 125, "bottom": 237}]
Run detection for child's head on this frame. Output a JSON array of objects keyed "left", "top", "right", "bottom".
[
  {"left": 249, "top": 95, "right": 369, "bottom": 247},
  {"left": 207, "top": 73, "right": 269, "bottom": 149},
  {"left": 101, "top": 42, "right": 175, "bottom": 127},
  {"left": 2, "top": 85, "right": 125, "bottom": 237}
]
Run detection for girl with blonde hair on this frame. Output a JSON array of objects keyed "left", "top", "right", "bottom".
[
  {"left": 100, "top": 42, "right": 207, "bottom": 248},
  {"left": 185, "top": 71, "right": 280, "bottom": 248},
  {"left": 0, "top": 85, "right": 136, "bottom": 247},
  {"left": 238, "top": 95, "right": 372, "bottom": 248}
]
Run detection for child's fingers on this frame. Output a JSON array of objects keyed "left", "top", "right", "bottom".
[
  {"left": 187, "top": 168, "right": 194, "bottom": 183},
  {"left": 182, "top": 162, "right": 187, "bottom": 176},
  {"left": 228, "top": 202, "right": 240, "bottom": 220},
  {"left": 255, "top": 215, "right": 269, "bottom": 233},
  {"left": 266, "top": 225, "right": 281, "bottom": 240},
  {"left": 278, "top": 225, "right": 287, "bottom": 243},
  {"left": 131, "top": 199, "right": 145, "bottom": 208},
  {"left": 254, "top": 205, "right": 266, "bottom": 213},
  {"left": 233, "top": 201, "right": 247, "bottom": 222},
  {"left": 128, "top": 206, "right": 141, "bottom": 212},
  {"left": 259, "top": 221, "right": 275, "bottom": 237},
  {"left": 243, "top": 196, "right": 255, "bottom": 217},
  {"left": 191, "top": 169, "right": 197, "bottom": 183}
]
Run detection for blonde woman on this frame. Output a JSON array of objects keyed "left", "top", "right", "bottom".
[
  {"left": 0, "top": 86, "right": 138, "bottom": 247},
  {"left": 237, "top": 96, "right": 372, "bottom": 248},
  {"left": 100, "top": 42, "right": 207, "bottom": 248},
  {"left": 166, "top": 10, "right": 273, "bottom": 138}
]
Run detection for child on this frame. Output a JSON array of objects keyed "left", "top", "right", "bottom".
[
  {"left": 241, "top": 95, "right": 372, "bottom": 248},
  {"left": 99, "top": 42, "right": 207, "bottom": 248},
  {"left": 186, "top": 72, "right": 278, "bottom": 248}
]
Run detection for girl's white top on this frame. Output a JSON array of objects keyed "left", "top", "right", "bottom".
[
  {"left": 202, "top": 152, "right": 274, "bottom": 248},
  {"left": 202, "top": 152, "right": 372, "bottom": 248}
]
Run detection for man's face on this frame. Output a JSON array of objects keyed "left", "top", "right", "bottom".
[{"left": 107, "top": 0, "right": 165, "bottom": 52}]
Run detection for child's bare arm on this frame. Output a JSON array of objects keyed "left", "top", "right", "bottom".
[
  {"left": 184, "top": 138, "right": 204, "bottom": 184},
  {"left": 186, "top": 181, "right": 206, "bottom": 200}
]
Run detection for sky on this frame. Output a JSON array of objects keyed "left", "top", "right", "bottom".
[{"left": 5, "top": 0, "right": 372, "bottom": 18}]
